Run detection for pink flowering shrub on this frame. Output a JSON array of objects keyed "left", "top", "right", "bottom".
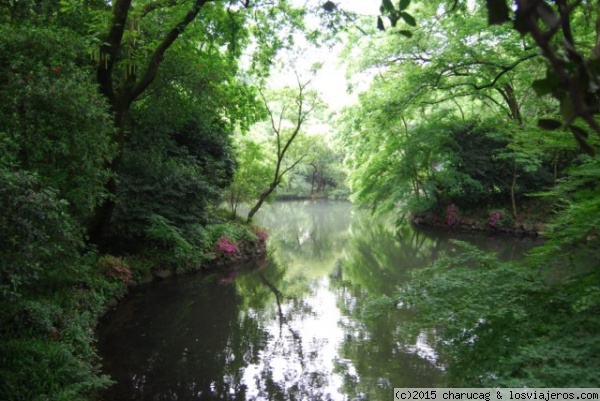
[
  {"left": 446, "top": 204, "right": 459, "bottom": 226},
  {"left": 489, "top": 211, "right": 502, "bottom": 228},
  {"left": 216, "top": 236, "right": 240, "bottom": 259}
]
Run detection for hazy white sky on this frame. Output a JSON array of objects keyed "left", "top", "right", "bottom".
[
  {"left": 268, "top": 1, "right": 381, "bottom": 111},
  {"left": 342, "top": 0, "right": 380, "bottom": 15},
  {"left": 313, "top": 0, "right": 379, "bottom": 110}
]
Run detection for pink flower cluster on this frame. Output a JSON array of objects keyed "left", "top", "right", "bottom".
[
  {"left": 217, "top": 236, "right": 238, "bottom": 254},
  {"left": 446, "top": 204, "right": 459, "bottom": 226},
  {"left": 489, "top": 212, "right": 502, "bottom": 228}
]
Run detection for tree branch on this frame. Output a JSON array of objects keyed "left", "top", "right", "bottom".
[
  {"left": 140, "top": 0, "right": 179, "bottom": 18},
  {"left": 516, "top": 0, "right": 600, "bottom": 139},
  {"left": 128, "top": 0, "right": 212, "bottom": 103},
  {"left": 97, "top": 0, "right": 132, "bottom": 104},
  {"left": 436, "top": 52, "right": 539, "bottom": 91}
]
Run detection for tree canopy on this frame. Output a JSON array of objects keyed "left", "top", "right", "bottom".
[{"left": 2, "top": 0, "right": 600, "bottom": 397}]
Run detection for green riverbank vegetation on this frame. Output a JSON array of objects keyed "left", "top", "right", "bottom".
[
  {"left": 0, "top": 1, "right": 339, "bottom": 399},
  {"left": 2, "top": 0, "right": 600, "bottom": 398},
  {"left": 335, "top": 0, "right": 600, "bottom": 387}
]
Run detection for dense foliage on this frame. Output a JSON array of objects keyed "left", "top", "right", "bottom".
[
  {"left": 0, "top": 0, "right": 332, "bottom": 399},
  {"left": 3, "top": 0, "right": 600, "bottom": 396},
  {"left": 338, "top": 0, "right": 600, "bottom": 387},
  {"left": 339, "top": 0, "right": 590, "bottom": 222},
  {"left": 0, "top": 24, "right": 118, "bottom": 400},
  {"left": 398, "top": 241, "right": 600, "bottom": 387}
]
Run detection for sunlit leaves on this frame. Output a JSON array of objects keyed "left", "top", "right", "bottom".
[{"left": 398, "top": 241, "right": 600, "bottom": 386}]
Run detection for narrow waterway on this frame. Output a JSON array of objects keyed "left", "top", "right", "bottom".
[{"left": 97, "top": 201, "right": 540, "bottom": 400}]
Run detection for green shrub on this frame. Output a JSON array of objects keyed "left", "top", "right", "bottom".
[{"left": 398, "top": 241, "right": 600, "bottom": 387}]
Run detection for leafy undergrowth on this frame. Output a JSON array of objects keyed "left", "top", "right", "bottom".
[
  {"left": 130, "top": 208, "right": 269, "bottom": 279},
  {"left": 0, "top": 254, "right": 125, "bottom": 401},
  {"left": 398, "top": 241, "right": 600, "bottom": 387},
  {"left": 0, "top": 173, "right": 267, "bottom": 401}
]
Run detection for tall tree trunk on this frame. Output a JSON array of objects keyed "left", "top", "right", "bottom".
[
  {"left": 87, "top": 106, "right": 129, "bottom": 246},
  {"left": 247, "top": 76, "right": 318, "bottom": 221},
  {"left": 497, "top": 83, "right": 522, "bottom": 222},
  {"left": 510, "top": 158, "right": 519, "bottom": 221},
  {"left": 88, "top": 0, "right": 212, "bottom": 245}
]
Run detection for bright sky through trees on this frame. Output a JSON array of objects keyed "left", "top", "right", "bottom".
[{"left": 268, "top": 0, "right": 380, "bottom": 111}]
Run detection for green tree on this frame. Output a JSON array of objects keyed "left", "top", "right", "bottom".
[
  {"left": 0, "top": 25, "right": 115, "bottom": 224},
  {"left": 226, "top": 138, "right": 273, "bottom": 218},
  {"left": 284, "top": 133, "right": 347, "bottom": 197},
  {"left": 246, "top": 75, "right": 322, "bottom": 221},
  {"left": 338, "top": 0, "right": 586, "bottom": 221},
  {"left": 372, "top": 0, "right": 600, "bottom": 152},
  {"left": 85, "top": 0, "right": 309, "bottom": 242}
]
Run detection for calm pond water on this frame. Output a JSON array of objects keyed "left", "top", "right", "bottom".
[{"left": 97, "top": 201, "right": 540, "bottom": 401}]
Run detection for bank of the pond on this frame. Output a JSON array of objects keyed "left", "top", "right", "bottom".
[
  {"left": 0, "top": 212, "right": 268, "bottom": 401},
  {"left": 100, "top": 219, "right": 269, "bottom": 310},
  {"left": 410, "top": 210, "right": 546, "bottom": 237}
]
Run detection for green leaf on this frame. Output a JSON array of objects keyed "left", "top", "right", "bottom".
[
  {"left": 400, "top": 12, "right": 416, "bottom": 27},
  {"left": 537, "top": 119, "right": 562, "bottom": 130},
  {"left": 560, "top": 97, "right": 574, "bottom": 121},
  {"left": 377, "top": 16, "right": 385, "bottom": 31},
  {"left": 486, "top": 0, "right": 510, "bottom": 25},
  {"left": 569, "top": 126, "right": 595, "bottom": 156},
  {"left": 382, "top": 0, "right": 395, "bottom": 13},
  {"left": 532, "top": 78, "right": 555, "bottom": 97},
  {"left": 397, "top": 30, "right": 413, "bottom": 38},
  {"left": 399, "top": 0, "right": 410, "bottom": 11}
]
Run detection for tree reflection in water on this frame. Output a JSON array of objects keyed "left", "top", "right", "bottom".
[{"left": 98, "top": 201, "right": 538, "bottom": 400}]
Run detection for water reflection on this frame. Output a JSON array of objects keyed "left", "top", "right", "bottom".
[{"left": 98, "top": 201, "right": 539, "bottom": 400}]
